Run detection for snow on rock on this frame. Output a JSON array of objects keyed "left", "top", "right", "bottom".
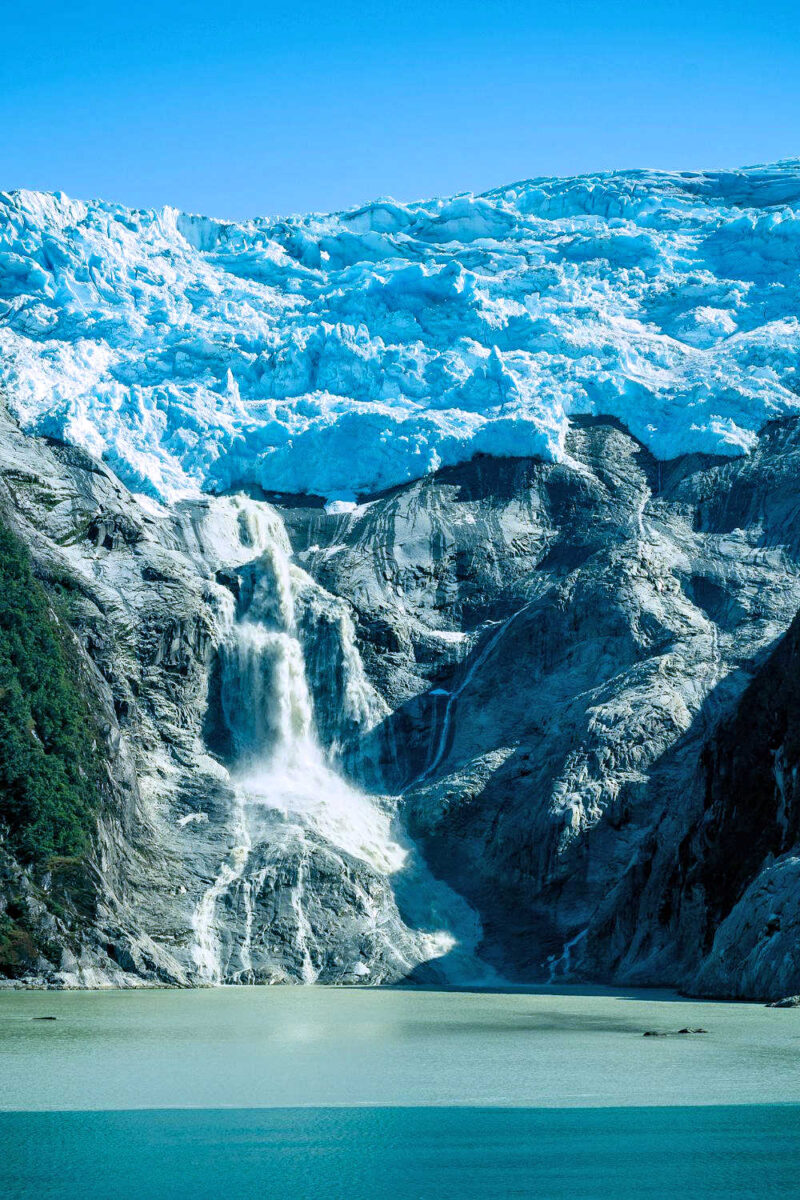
[{"left": 1, "top": 164, "right": 800, "bottom": 502}]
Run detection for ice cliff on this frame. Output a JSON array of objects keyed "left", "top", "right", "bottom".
[{"left": 1, "top": 163, "right": 800, "bottom": 503}]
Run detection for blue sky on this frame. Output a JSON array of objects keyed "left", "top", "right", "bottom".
[{"left": 2, "top": 0, "right": 799, "bottom": 218}]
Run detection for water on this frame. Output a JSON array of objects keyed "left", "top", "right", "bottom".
[
  {"left": 2, "top": 987, "right": 799, "bottom": 1197},
  {"left": 5, "top": 1106, "right": 800, "bottom": 1200}
]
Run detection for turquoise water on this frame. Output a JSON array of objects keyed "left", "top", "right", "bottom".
[
  {"left": 2, "top": 986, "right": 800, "bottom": 1197},
  {"left": 4, "top": 1106, "right": 800, "bottom": 1199}
]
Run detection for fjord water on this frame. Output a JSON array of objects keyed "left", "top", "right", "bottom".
[{"left": 2, "top": 987, "right": 799, "bottom": 1198}]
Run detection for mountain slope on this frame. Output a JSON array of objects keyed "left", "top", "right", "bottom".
[
  {"left": 2, "top": 164, "right": 800, "bottom": 994},
  {"left": 2, "top": 405, "right": 800, "bottom": 994},
  {"left": 280, "top": 414, "right": 800, "bottom": 996}
]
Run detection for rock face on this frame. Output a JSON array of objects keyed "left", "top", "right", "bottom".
[
  {"left": 280, "top": 414, "right": 800, "bottom": 997},
  {"left": 2, "top": 405, "right": 800, "bottom": 997},
  {"left": 593, "top": 602, "right": 800, "bottom": 1000},
  {"left": 0, "top": 405, "right": 478, "bottom": 987}
]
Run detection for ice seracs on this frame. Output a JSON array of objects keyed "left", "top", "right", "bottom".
[{"left": 1, "top": 163, "right": 800, "bottom": 503}]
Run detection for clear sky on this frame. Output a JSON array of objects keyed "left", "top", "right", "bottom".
[{"left": 2, "top": 0, "right": 799, "bottom": 219}]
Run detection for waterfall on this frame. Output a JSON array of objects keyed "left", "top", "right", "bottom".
[
  {"left": 221, "top": 624, "right": 314, "bottom": 762},
  {"left": 230, "top": 618, "right": 407, "bottom": 877},
  {"left": 192, "top": 502, "right": 474, "bottom": 984},
  {"left": 190, "top": 506, "right": 434, "bottom": 984}
]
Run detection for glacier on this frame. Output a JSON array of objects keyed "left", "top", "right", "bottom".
[{"left": 1, "top": 163, "right": 800, "bottom": 502}]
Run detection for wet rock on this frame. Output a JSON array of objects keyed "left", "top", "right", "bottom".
[
  {"left": 287, "top": 418, "right": 800, "bottom": 996},
  {"left": 643, "top": 1028, "right": 708, "bottom": 1037}
]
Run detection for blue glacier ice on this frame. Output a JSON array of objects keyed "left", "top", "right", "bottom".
[{"left": 1, "top": 163, "right": 799, "bottom": 501}]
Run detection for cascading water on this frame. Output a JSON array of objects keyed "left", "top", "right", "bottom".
[
  {"left": 191, "top": 500, "right": 488, "bottom": 986},
  {"left": 191, "top": 789, "right": 251, "bottom": 983}
]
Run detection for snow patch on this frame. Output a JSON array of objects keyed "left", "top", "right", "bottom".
[{"left": 177, "top": 812, "right": 209, "bottom": 828}]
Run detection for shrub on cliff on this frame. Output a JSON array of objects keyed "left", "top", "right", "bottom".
[{"left": 0, "top": 520, "right": 101, "bottom": 865}]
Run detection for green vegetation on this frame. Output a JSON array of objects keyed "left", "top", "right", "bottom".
[
  {"left": 0, "top": 519, "right": 102, "bottom": 865},
  {"left": 0, "top": 910, "right": 39, "bottom": 971}
]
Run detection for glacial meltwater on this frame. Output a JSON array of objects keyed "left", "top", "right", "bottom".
[{"left": 2, "top": 986, "right": 799, "bottom": 1198}]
